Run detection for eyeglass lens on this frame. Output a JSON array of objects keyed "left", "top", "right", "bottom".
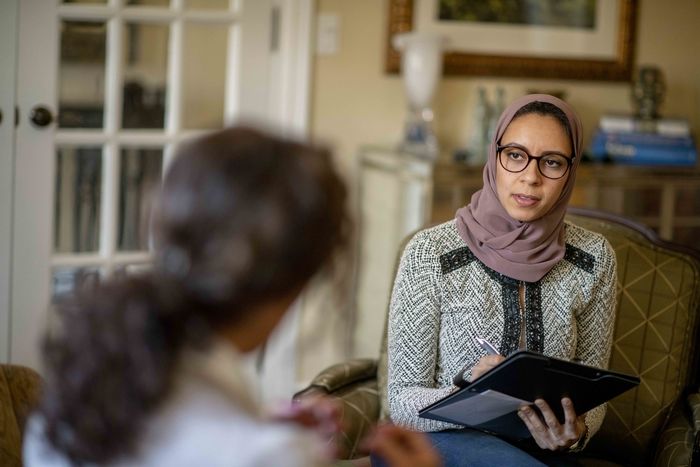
[{"left": 499, "top": 146, "right": 570, "bottom": 179}]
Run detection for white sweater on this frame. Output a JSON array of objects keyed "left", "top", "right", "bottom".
[
  {"left": 387, "top": 219, "right": 617, "bottom": 442},
  {"left": 24, "top": 341, "right": 327, "bottom": 467}
]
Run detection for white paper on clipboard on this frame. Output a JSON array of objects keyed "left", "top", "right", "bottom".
[{"left": 427, "top": 389, "right": 531, "bottom": 425}]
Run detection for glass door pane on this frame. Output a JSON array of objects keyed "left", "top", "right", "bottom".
[
  {"left": 184, "top": 0, "right": 230, "bottom": 10},
  {"left": 118, "top": 147, "right": 163, "bottom": 251},
  {"left": 59, "top": 21, "right": 106, "bottom": 128},
  {"left": 183, "top": 23, "right": 227, "bottom": 129},
  {"left": 126, "top": 0, "right": 170, "bottom": 6},
  {"left": 52, "top": 266, "right": 102, "bottom": 302},
  {"left": 54, "top": 146, "right": 102, "bottom": 253},
  {"left": 122, "top": 22, "right": 169, "bottom": 129}
]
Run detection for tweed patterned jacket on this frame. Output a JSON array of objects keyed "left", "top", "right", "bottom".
[{"left": 387, "top": 219, "right": 617, "bottom": 441}]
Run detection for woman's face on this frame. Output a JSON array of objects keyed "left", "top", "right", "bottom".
[{"left": 495, "top": 113, "right": 573, "bottom": 222}]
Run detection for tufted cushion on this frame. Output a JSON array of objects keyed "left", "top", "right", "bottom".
[{"left": 0, "top": 365, "right": 43, "bottom": 467}]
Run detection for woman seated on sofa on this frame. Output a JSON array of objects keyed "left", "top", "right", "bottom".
[
  {"left": 385, "top": 94, "right": 617, "bottom": 466},
  {"left": 24, "top": 126, "right": 440, "bottom": 467}
]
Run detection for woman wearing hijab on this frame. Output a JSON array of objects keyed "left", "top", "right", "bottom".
[{"left": 385, "top": 95, "right": 617, "bottom": 465}]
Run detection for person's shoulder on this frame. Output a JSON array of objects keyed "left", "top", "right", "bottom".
[
  {"left": 563, "top": 221, "right": 616, "bottom": 276},
  {"left": 405, "top": 220, "right": 464, "bottom": 256},
  {"left": 564, "top": 221, "right": 612, "bottom": 255}
]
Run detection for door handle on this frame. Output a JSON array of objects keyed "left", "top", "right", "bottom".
[{"left": 29, "top": 105, "right": 54, "bottom": 128}]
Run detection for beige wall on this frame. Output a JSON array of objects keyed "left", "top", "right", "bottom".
[
  {"left": 309, "top": 0, "right": 700, "bottom": 359},
  {"left": 311, "top": 0, "right": 700, "bottom": 173}
]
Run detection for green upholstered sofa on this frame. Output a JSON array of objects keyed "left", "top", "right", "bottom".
[
  {"left": 0, "top": 364, "right": 43, "bottom": 467},
  {"left": 295, "top": 207, "right": 700, "bottom": 466}
]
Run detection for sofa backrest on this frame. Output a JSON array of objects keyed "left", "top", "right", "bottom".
[{"left": 567, "top": 207, "right": 700, "bottom": 465}]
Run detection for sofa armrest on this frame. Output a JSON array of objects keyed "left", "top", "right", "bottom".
[
  {"left": 654, "top": 392, "right": 700, "bottom": 467},
  {"left": 295, "top": 359, "right": 379, "bottom": 460},
  {"left": 295, "top": 358, "right": 378, "bottom": 397}
]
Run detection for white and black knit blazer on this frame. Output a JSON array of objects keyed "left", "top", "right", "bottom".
[{"left": 387, "top": 219, "right": 617, "bottom": 440}]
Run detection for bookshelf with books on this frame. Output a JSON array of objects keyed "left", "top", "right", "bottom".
[{"left": 589, "top": 114, "right": 697, "bottom": 166}]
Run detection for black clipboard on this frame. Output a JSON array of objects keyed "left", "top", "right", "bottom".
[{"left": 418, "top": 350, "right": 640, "bottom": 439}]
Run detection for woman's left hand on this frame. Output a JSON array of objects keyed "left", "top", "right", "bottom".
[
  {"left": 517, "top": 397, "right": 586, "bottom": 451},
  {"left": 269, "top": 395, "right": 342, "bottom": 456}
]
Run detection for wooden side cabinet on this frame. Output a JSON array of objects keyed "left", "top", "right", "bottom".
[{"left": 432, "top": 163, "right": 700, "bottom": 249}]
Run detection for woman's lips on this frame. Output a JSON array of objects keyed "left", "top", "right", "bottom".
[{"left": 513, "top": 194, "right": 540, "bottom": 207}]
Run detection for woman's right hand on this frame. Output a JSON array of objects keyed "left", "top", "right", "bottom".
[
  {"left": 365, "top": 424, "right": 442, "bottom": 467},
  {"left": 470, "top": 354, "right": 506, "bottom": 380}
]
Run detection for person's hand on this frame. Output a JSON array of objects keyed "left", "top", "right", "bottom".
[
  {"left": 268, "top": 395, "right": 341, "bottom": 457},
  {"left": 364, "top": 424, "right": 442, "bottom": 467},
  {"left": 517, "top": 397, "right": 586, "bottom": 451},
  {"left": 470, "top": 354, "right": 505, "bottom": 380}
]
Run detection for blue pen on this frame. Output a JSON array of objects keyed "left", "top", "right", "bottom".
[{"left": 476, "top": 336, "right": 500, "bottom": 355}]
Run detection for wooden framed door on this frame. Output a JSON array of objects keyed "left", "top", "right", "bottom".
[{"left": 9, "top": 0, "right": 287, "bottom": 369}]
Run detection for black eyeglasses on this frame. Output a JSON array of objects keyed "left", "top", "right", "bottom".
[{"left": 496, "top": 144, "right": 574, "bottom": 180}]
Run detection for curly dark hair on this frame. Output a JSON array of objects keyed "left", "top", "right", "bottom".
[
  {"left": 39, "top": 126, "right": 349, "bottom": 465},
  {"left": 512, "top": 100, "right": 573, "bottom": 150}
]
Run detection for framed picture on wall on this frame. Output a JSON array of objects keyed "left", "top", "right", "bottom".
[{"left": 386, "top": 0, "right": 638, "bottom": 81}]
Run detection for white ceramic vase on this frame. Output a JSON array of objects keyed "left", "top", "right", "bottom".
[{"left": 392, "top": 32, "right": 447, "bottom": 159}]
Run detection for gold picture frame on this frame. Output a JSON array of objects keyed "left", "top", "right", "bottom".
[{"left": 386, "top": 0, "right": 638, "bottom": 81}]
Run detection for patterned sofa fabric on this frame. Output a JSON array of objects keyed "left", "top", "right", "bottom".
[
  {"left": 567, "top": 211, "right": 700, "bottom": 466},
  {"left": 654, "top": 392, "right": 700, "bottom": 466},
  {"left": 0, "top": 365, "right": 43, "bottom": 467}
]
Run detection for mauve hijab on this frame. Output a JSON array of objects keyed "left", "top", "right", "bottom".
[{"left": 455, "top": 94, "right": 583, "bottom": 283}]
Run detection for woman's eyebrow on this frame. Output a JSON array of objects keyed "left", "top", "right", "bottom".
[{"left": 500, "top": 141, "right": 570, "bottom": 156}]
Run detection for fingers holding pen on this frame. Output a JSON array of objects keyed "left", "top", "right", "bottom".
[{"left": 470, "top": 355, "right": 506, "bottom": 380}]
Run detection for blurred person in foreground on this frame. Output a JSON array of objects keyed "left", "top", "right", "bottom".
[{"left": 23, "top": 126, "right": 441, "bottom": 467}]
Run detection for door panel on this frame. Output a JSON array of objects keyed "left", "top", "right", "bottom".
[
  {"left": 10, "top": 0, "right": 274, "bottom": 369},
  {"left": 9, "top": 0, "right": 317, "bottom": 406},
  {"left": 13, "top": 0, "right": 58, "bottom": 368}
]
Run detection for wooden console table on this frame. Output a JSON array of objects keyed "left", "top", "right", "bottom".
[{"left": 432, "top": 163, "right": 700, "bottom": 248}]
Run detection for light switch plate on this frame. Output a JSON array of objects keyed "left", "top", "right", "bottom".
[{"left": 316, "top": 13, "right": 340, "bottom": 56}]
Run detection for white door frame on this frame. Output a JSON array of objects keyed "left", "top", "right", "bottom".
[
  {"left": 12, "top": 0, "right": 58, "bottom": 369},
  {"left": 0, "top": 0, "right": 19, "bottom": 363},
  {"left": 268, "top": 0, "right": 314, "bottom": 137},
  {"left": 244, "top": 0, "right": 317, "bottom": 402}
]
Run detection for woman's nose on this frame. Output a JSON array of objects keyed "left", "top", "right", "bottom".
[{"left": 519, "top": 159, "right": 542, "bottom": 184}]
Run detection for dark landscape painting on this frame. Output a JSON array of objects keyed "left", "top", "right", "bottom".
[{"left": 438, "top": 0, "right": 596, "bottom": 29}]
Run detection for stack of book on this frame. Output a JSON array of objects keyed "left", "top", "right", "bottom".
[{"left": 588, "top": 114, "right": 697, "bottom": 166}]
